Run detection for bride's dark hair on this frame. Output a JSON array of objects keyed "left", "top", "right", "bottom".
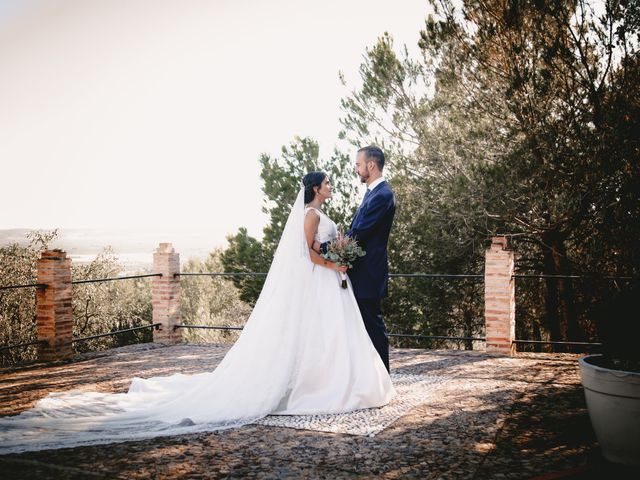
[{"left": 302, "top": 171, "right": 327, "bottom": 204}]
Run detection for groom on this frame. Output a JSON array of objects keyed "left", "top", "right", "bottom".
[{"left": 315, "top": 146, "right": 396, "bottom": 372}]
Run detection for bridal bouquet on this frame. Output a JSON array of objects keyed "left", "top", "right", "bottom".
[{"left": 322, "top": 233, "right": 366, "bottom": 288}]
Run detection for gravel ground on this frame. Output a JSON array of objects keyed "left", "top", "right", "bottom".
[{"left": 0, "top": 343, "right": 634, "bottom": 479}]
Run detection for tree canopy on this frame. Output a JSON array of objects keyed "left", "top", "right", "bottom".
[{"left": 337, "top": 0, "right": 639, "bottom": 347}]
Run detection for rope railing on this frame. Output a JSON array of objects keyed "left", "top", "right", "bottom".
[
  {"left": 0, "top": 283, "right": 47, "bottom": 291},
  {"left": 1, "top": 275, "right": 163, "bottom": 356},
  {"left": 66, "top": 323, "right": 162, "bottom": 346},
  {"left": 0, "top": 339, "right": 47, "bottom": 353},
  {"left": 175, "top": 272, "right": 484, "bottom": 279},
  {"left": 176, "top": 271, "right": 635, "bottom": 281},
  {"left": 5, "top": 244, "right": 630, "bottom": 361},
  {"left": 0, "top": 274, "right": 162, "bottom": 292},
  {"left": 1, "top": 324, "right": 162, "bottom": 353},
  {"left": 174, "top": 273, "right": 486, "bottom": 346},
  {"left": 174, "top": 325, "right": 244, "bottom": 331},
  {"left": 513, "top": 339, "right": 603, "bottom": 347},
  {"left": 4, "top": 272, "right": 631, "bottom": 290},
  {"left": 389, "top": 273, "right": 483, "bottom": 279},
  {"left": 388, "top": 334, "right": 485, "bottom": 342},
  {"left": 175, "top": 272, "right": 266, "bottom": 277},
  {"left": 513, "top": 269, "right": 622, "bottom": 350},
  {"left": 174, "top": 273, "right": 485, "bottom": 331},
  {"left": 512, "top": 273, "right": 634, "bottom": 281},
  {"left": 173, "top": 324, "right": 485, "bottom": 343},
  {"left": 175, "top": 271, "right": 622, "bottom": 351},
  {"left": 175, "top": 325, "right": 604, "bottom": 350},
  {"left": 71, "top": 273, "right": 162, "bottom": 285}
]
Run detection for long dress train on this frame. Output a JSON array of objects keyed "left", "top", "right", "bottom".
[{"left": 0, "top": 189, "right": 394, "bottom": 454}]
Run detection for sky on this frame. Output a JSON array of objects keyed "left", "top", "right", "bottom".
[{"left": 0, "top": 0, "right": 430, "bottom": 250}]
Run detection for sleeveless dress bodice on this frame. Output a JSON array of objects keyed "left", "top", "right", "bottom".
[{"left": 305, "top": 207, "right": 337, "bottom": 243}]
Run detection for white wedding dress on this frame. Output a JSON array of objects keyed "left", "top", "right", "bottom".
[{"left": 0, "top": 189, "right": 394, "bottom": 454}]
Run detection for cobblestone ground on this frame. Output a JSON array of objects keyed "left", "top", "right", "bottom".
[{"left": 0, "top": 344, "right": 632, "bottom": 479}]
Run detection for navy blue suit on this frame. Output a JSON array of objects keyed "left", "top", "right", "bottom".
[{"left": 347, "top": 180, "right": 396, "bottom": 371}]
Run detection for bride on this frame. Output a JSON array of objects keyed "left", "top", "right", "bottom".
[{"left": 0, "top": 172, "right": 395, "bottom": 454}]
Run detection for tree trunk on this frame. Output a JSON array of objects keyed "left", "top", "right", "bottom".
[
  {"left": 541, "top": 231, "right": 561, "bottom": 346},
  {"left": 551, "top": 236, "right": 583, "bottom": 347},
  {"left": 462, "top": 300, "right": 474, "bottom": 351},
  {"left": 541, "top": 229, "right": 582, "bottom": 351}
]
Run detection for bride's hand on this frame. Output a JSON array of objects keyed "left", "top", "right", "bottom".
[{"left": 335, "top": 264, "right": 348, "bottom": 273}]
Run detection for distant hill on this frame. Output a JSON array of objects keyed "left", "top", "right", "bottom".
[
  {"left": 0, "top": 228, "right": 223, "bottom": 269},
  {"left": 0, "top": 229, "right": 32, "bottom": 246},
  {"left": 1, "top": 228, "right": 114, "bottom": 254}
]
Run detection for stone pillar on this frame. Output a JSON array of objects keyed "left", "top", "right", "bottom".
[
  {"left": 36, "top": 249, "right": 74, "bottom": 361},
  {"left": 152, "top": 243, "right": 182, "bottom": 343},
  {"left": 484, "top": 237, "right": 516, "bottom": 355}
]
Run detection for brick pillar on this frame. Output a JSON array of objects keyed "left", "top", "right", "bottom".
[
  {"left": 36, "top": 249, "right": 74, "bottom": 361},
  {"left": 484, "top": 237, "right": 516, "bottom": 355},
  {"left": 152, "top": 243, "right": 182, "bottom": 343}
]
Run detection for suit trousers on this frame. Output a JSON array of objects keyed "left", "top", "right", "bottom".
[{"left": 355, "top": 297, "right": 390, "bottom": 372}]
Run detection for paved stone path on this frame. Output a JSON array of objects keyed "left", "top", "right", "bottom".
[{"left": 0, "top": 344, "right": 611, "bottom": 478}]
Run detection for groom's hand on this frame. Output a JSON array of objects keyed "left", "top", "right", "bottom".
[{"left": 312, "top": 240, "right": 329, "bottom": 254}]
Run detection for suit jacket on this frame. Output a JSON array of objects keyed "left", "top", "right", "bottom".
[{"left": 346, "top": 180, "right": 396, "bottom": 299}]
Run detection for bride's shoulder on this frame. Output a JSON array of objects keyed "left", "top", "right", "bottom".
[
  {"left": 304, "top": 206, "right": 321, "bottom": 217},
  {"left": 304, "top": 207, "right": 321, "bottom": 224}
]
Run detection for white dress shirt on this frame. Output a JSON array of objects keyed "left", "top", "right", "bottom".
[{"left": 367, "top": 177, "right": 386, "bottom": 192}]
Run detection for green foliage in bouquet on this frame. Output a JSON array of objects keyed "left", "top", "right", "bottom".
[
  {"left": 322, "top": 234, "right": 366, "bottom": 289},
  {"left": 322, "top": 233, "right": 366, "bottom": 270}
]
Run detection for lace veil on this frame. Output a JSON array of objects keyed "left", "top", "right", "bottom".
[{"left": 0, "top": 189, "right": 313, "bottom": 454}]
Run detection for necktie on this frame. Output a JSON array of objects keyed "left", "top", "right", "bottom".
[
  {"left": 358, "top": 190, "right": 371, "bottom": 211},
  {"left": 351, "top": 188, "right": 374, "bottom": 229},
  {"left": 354, "top": 189, "right": 370, "bottom": 217}
]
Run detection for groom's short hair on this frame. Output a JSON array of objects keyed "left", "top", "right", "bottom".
[{"left": 358, "top": 146, "right": 385, "bottom": 171}]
